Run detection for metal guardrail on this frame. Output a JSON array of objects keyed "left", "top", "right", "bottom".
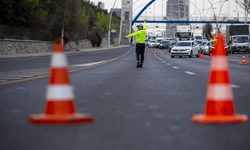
[{"left": 134, "top": 16, "right": 250, "bottom": 22}]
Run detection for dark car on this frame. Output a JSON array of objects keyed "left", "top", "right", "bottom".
[
  {"left": 159, "top": 41, "right": 170, "bottom": 49},
  {"left": 168, "top": 41, "right": 177, "bottom": 52}
]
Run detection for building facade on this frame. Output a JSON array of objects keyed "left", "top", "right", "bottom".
[
  {"left": 166, "top": 0, "right": 190, "bottom": 20},
  {"left": 166, "top": 0, "right": 190, "bottom": 36},
  {"left": 98, "top": 2, "right": 105, "bottom": 9}
]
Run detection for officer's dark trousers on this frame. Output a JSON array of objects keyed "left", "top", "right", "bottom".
[{"left": 136, "top": 43, "right": 145, "bottom": 63}]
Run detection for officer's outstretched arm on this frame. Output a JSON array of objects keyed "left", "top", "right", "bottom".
[
  {"left": 123, "top": 31, "right": 139, "bottom": 39},
  {"left": 144, "top": 19, "right": 147, "bottom": 30}
]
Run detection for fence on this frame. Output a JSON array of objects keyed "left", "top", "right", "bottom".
[{"left": 0, "top": 26, "right": 120, "bottom": 41}]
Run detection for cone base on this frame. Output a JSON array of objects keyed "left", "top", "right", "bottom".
[
  {"left": 191, "top": 114, "right": 248, "bottom": 124},
  {"left": 29, "top": 113, "right": 94, "bottom": 124},
  {"left": 240, "top": 62, "right": 248, "bottom": 65}
]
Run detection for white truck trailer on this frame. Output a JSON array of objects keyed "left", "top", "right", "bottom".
[{"left": 171, "top": 25, "right": 192, "bottom": 41}]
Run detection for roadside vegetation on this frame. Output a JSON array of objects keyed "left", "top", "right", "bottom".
[{"left": 0, "top": 0, "right": 120, "bottom": 46}]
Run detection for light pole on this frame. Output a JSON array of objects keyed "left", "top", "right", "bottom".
[
  {"left": 108, "top": 0, "right": 118, "bottom": 48},
  {"left": 233, "top": 10, "right": 248, "bottom": 24},
  {"left": 204, "top": 0, "right": 225, "bottom": 21},
  {"left": 218, "top": 0, "right": 228, "bottom": 22},
  {"left": 189, "top": 1, "right": 203, "bottom": 21}
]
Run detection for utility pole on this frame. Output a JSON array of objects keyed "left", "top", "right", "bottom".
[{"left": 245, "top": 0, "right": 248, "bottom": 24}]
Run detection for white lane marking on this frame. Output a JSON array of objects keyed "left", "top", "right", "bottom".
[
  {"left": 162, "top": 61, "right": 166, "bottom": 63},
  {"left": 71, "top": 61, "right": 106, "bottom": 67},
  {"left": 172, "top": 66, "right": 179, "bottom": 69},
  {"left": 159, "top": 59, "right": 162, "bottom": 61},
  {"left": 0, "top": 77, "right": 23, "bottom": 79},
  {"left": 184, "top": 71, "right": 196, "bottom": 75},
  {"left": 0, "top": 75, "right": 34, "bottom": 77},
  {"left": 166, "top": 63, "right": 171, "bottom": 65},
  {"left": 231, "top": 84, "right": 240, "bottom": 88},
  {"left": 0, "top": 80, "right": 7, "bottom": 82}
]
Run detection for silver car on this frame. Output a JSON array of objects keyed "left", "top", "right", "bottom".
[{"left": 149, "top": 40, "right": 156, "bottom": 48}]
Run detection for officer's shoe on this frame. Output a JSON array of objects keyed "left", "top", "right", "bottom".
[
  {"left": 136, "top": 62, "right": 140, "bottom": 68},
  {"left": 139, "top": 62, "right": 143, "bottom": 68}
]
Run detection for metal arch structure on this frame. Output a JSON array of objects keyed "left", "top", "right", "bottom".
[
  {"left": 132, "top": 0, "right": 250, "bottom": 25},
  {"left": 132, "top": 0, "right": 155, "bottom": 26},
  {"left": 135, "top": 20, "right": 250, "bottom": 24}
]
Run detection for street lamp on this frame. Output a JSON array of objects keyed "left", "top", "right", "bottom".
[
  {"left": 233, "top": 10, "right": 248, "bottom": 24},
  {"left": 108, "top": 0, "right": 118, "bottom": 48}
]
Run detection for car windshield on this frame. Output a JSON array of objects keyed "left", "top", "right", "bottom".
[
  {"left": 202, "top": 42, "right": 207, "bottom": 46},
  {"left": 151, "top": 41, "right": 156, "bottom": 43},
  {"left": 196, "top": 41, "right": 202, "bottom": 45},
  {"left": 171, "top": 42, "right": 177, "bottom": 45},
  {"left": 161, "top": 41, "right": 169, "bottom": 44},
  {"left": 175, "top": 42, "right": 191, "bottom": 46},
  {"left": 157, "top": 40, "right": 162, "bottom": 43},
  {"left": 195, "top": 36, "right": 203, "bottom": 40},
  {"left": 177, "top": 32, "right": 190, "bottom": 38},
  {"left": 233, "top": 36, "right": 249, "bottom": 43}
]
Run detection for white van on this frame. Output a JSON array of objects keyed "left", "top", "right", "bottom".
[{"left": 193, "top": 33, "right": 203, "bottom": 41}]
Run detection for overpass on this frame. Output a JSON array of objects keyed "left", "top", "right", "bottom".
[{"left": 132, "top": 0, "right": 250, "bottom": 25}]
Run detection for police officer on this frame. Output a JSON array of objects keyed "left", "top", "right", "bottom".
[{"left": 124, "top": 19, "right": 147, "bottom": 68}]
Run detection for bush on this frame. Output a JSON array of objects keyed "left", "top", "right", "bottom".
[
  {"left": 89, "top": 32, "right": 98, "bottom": 47},
  {"left": 96, "top": 32, "right": 102, "bottom": 47}
]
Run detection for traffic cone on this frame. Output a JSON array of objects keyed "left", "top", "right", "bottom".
[
  {"left": 240, "top": 53, "right": 248, "bottom": 65},
  {"left": 199, "top": 51, "right": 201, "bottom": 58},
  {"left": 164, "top": 49, "right": 166, "bottom": 55},
  {"left": 29, "top": 38, "right": 94, "bottom": 124},
  {"left": 209, "top": 53, "right": 212, "bottom": 60},
  {"left": 191, "top": 34, "right": 248, "bottom": 124},
  {"left": 154, "top": 48, "right": 157, "bottom": 54},
  {"left": 201, "top": 52, "right": 205, "bottom": 59},
  {"left": 145, "top": 47, "right": 147, "bottom": 53}
]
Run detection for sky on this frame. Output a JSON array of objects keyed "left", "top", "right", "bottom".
[{"left": 90, "top": 0, "right": 248, "bottom": 20}]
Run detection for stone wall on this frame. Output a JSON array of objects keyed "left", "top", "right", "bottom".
[{"left": 0, "top": 38, "right": 119, "bottom": 55}]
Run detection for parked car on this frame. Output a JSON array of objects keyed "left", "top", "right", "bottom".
[
  {"left": 159, "top": 40, "right": 170, "bottom": 49},
  {"left": 170, "top": 41, "right": 200, "bottom": 58},
  {"left": 168, "top": 41, "right": 177, "bottom": 53},
  {"left": 149, "top": 40, "right": 156, "bottom": 48}
]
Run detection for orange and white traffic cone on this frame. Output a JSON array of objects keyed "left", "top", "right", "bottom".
[
  {"left": 201, "top": 52, "right": 205, "bottom": 59},
  {"left": 240, "top": 53, "right": 248, "bottom": 65},
  {"left": 199, "top": 51, "right": 201, "bottom": 58},
  {"left": 191, "top": 34, "right": 248, "bottom": 124},
  {"left": 154, "top": 48, "right": 157, "bottom": 54},
  {"left": 144, "top": 47, "right": 147, "bottom": 53},
  {"left": 164, "top": 49, "right": 166, "bottom": 55},
  {"left": 209, "top": 53, "right": 212, "bottom": 60},
  {"left": 29, "top": 38, "right": 94, "bottom": 124}
]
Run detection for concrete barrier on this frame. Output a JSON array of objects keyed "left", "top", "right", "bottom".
[{"left": 0, "top": 38, "right": 119, "bottom": 55}]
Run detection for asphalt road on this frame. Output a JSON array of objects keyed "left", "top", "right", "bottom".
[{"left": 0, "top": 46, "right": 250, "bottom": 150}]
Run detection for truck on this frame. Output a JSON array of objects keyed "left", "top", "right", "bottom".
[
  {"left": 226, "top": 25, "right": 249, "bottom": 54},
  {"left": 171, "top": 25, "right": 192, "bottom": 41}
]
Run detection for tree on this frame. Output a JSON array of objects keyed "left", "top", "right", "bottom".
[
  {"left": 235, "top": 0, "right": 250, "bottom": 15},
  {"left": 203, "top": 23, "right": 213, "bottom": 40}
]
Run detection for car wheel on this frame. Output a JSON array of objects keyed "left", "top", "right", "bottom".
[
  {"left": 232, "top": 51, "right": 234, "bottom": 54},
  {"left": 189, "top": 51, "right": 193, "bottom": 58},
  {"left": 171, "top": 56, "right": 175, "bottom": 58},
  {"left": 179, "top": 56, "right": 182, "bottom": 58}
]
